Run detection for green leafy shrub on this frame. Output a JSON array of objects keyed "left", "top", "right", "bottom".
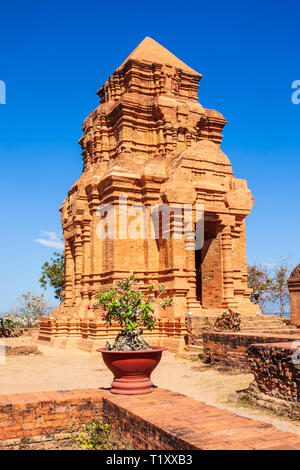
[
  {"left": 214, "top": 309, "right": 241, "bottom": 331},
  {"left": 76, "top": 420, "right": 131, "bottom": 450},
  {"left": 93, "top": 274, "right": 172, "bottom": 338},
  {"left": 0, "top": 317, "right": 19, "bottom": 336}
]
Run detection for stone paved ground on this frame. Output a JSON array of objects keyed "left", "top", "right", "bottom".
[{"left": 0, "top": 344, "right": 300, "bottom": 437}]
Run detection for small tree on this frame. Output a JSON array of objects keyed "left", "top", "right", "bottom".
[
  {"left": 93, "top": 274, "right": 173, "bottom": 351},
  {"left": 269, "top": 259, "right": 291, "bottom": 318},
  {"left": 247, "top": 264, "right": 273, "bottom": 312},
  {"left": 6, "top": 292, "right": 54, "bottom": 328},
  {"left": 39, "top": 252, "right": 65, "bottom": 300}
]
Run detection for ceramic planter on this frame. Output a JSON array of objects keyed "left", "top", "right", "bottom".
[{"left": 97, "top": 346, "right": 166, "bottom": 395}]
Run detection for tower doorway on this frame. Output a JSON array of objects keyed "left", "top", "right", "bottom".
[{"left": 195, "top": 219, "right": 222, "bottom": 308}]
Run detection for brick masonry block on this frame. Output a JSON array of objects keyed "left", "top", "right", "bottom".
[
  {"left": 203, "top": 331, "right": 300, "bottom": 370},
  {"left": 247, "top": 342, "right": 300, "bottom": 402}
]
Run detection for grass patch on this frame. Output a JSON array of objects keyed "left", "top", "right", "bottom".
[
  {"left": 190, "top": 361, "right": 248, "bottom": 375},
  {"left": 230, "top": 391, "right": 300, "bottom": 424},
  {"left": 214, "top": 365, "right": 248, "bottom": 375},
  {"left": 74, "top": 419, "right": 132, "bottom": 450}
]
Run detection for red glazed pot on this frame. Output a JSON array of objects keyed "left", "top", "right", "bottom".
[{"left": 97, "top": 346, "right": 167, "bottom": 395}]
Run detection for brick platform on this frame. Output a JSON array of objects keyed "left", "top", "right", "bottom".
[
  {"left": 203, "top": 331, "right": 300, "bottom": 369},
  {"left": 1, "top": 388, "right": 300, "bottom": 450},
  {"left": 38, "top": 318, "right": 187, "bottom": 353},
  {"left": 1, "top": 337, "right": 40, "bottom": 355}
]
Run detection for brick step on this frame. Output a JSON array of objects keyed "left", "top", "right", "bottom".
[
  {"left": 242, "top": 320, "right": 296, "bottom": 329},
  {"left": 241, "top": 325, "right": 294, "bottom": 330},
  {"left": 242, "top": 325, "right": 292, "bottom": 328},
  {"left": 202, "top": 328, "right": 295, "bottom": 335},
  {"left": 242, "top": 315, "right": 287, "bottom": 319},
  {"left": 241, "top": 326, "right": 295, "bottom": 330},
  {"left": 189, "top": 339, "right": 204, "bottom": 347},
  {"left": 239, "top": 330, "right": 299, "bottom": 337},
  {"left": 242, "top": 321, "right": 291, "bottom": 326},
  {"left": 204, "top": 328, "right": 298, "bottom": 335},
  {"left": 241, "top": 320, "right": 287, "bottom": 323},
  {"left": 185, "top": 344, "right": 204, "bottom": 351}
]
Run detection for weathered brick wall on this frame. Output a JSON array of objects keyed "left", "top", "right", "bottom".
[
  {"left": 0, "top": 328, "right": 23, "bottom": 338},
  {"left": 186, "top": 316, "right": 216, "bottom": 346},
  {"left": 1, "top": 337, "right": 40, "bottom": 355},
  {"left": 1, "top": 387, "right": 300, "bottom": 449},
  {"left": 5, "top": 345, "right": 39, "bottom": 355},
  {"left": 247, "top": 342, "right": 300, "bottom": 402},
  {"left": 0, "top": 328, "right": 39, "bottom": 339},
  {"left": 102, "top": 397, "right": 196, "bottom": 450},
  {"left": 202, "top": 332, "right": 299, "bottom": 370},
  {"left": 0, "top": 389, "right": 103, "bottom": 448}
]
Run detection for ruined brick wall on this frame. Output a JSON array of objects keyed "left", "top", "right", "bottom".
[
  {"left": 101, "top": 395, "right": 197, "bottom": 450},
  {"left": 186, "top": 315, "right": 209, "bottom": 346},
  {"left": 0, "top": 328, "right": 23, "bottom": 338},
  {"left": 202, "top": 332, "right": 299, "bottom": 370},
  {"left": 0, "top": 389, "right": 103, "bottom": 448},
  {"left": 247, "top": 342, "right": 300, "bottom": 402},
  {"left": 0, "top": 328, "right": 39, "bottom": 339},
  {"left": 1, "top": 387, "right": 300, "bottom": 450}
]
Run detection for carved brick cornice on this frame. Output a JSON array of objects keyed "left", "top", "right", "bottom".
[{"left": 289, "top": 264, "right": 300, "bottom": 280}]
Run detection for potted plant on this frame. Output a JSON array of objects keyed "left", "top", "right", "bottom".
[{"left": 94, "top": 275, "right": 172, "bottom": 395}]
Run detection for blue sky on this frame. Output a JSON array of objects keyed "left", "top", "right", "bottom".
[{"left": 0, "top": 0, "right": 299, "bottom": 312}]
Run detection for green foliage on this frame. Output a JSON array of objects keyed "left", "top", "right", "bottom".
[
  {"left": 76, "top": 420, "right": 131, "bottom": 450},
  {"left": 39, "top": 251, "right": 65, "bottom": 300},
  {"left": 214, "top": 309, "right": 241, "bottom": 331},
  {"left": 247, "top": 264, "right": 273, "bottom": 311},
  {"left": 268, "top": 259, "right": 290, "bottom": 317},
  {"left": 5, "top": 292, "right": 54, "bottom": 328},
  {"left": 93, "top": 274, "right": 173, "bottom": 336},
  {"left": 0, "top": 317, "right": 18, "bottom": 335},
  {"left": 248, "top": 259, "right": 291, "bottom": 316}
]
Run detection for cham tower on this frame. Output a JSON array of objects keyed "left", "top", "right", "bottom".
[{"left": 39, "top": 37, "right": 261, "bottom": 352}]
